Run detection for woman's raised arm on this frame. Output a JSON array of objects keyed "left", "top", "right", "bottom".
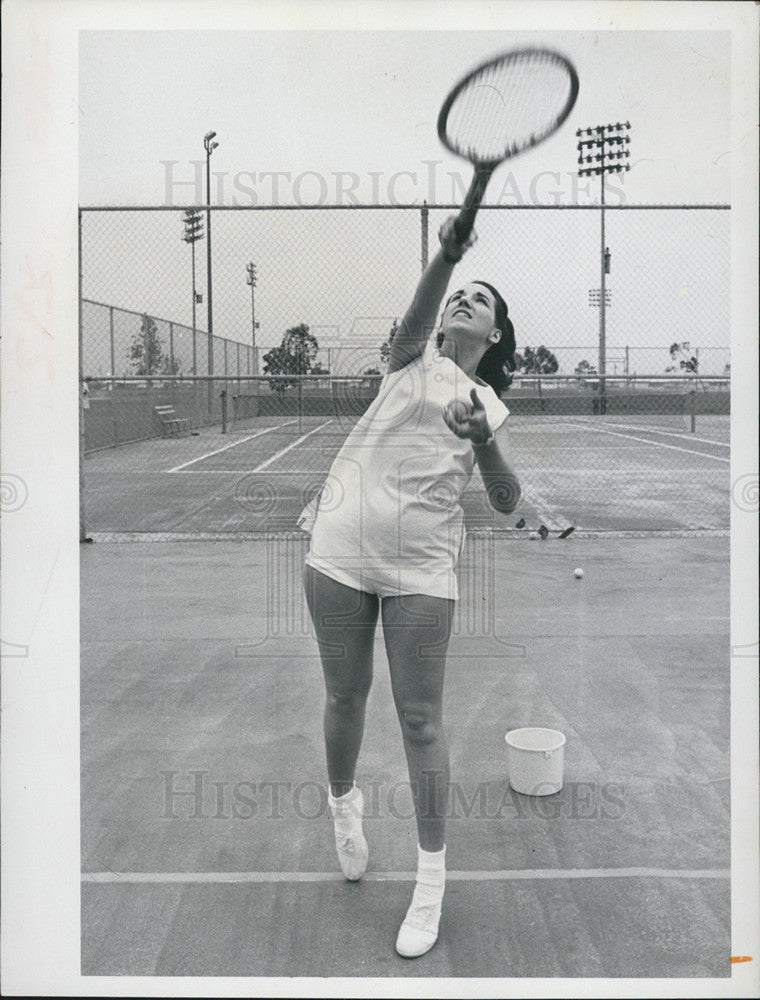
[{"left": 387, "top": 218, "right": 474, "bottom": 374}]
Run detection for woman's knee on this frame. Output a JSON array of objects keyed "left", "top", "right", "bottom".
[
  {"left": 397, "top": 705, "right": 442, "bottom": 747},
  {"left": 326, "top": 684, "right": 371, "bottom": 717}
]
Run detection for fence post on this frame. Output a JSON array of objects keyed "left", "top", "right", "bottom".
[
  {"left": 221, "top": 388, "right": 227, "bottom": 434},
  {"left": 421, "top": 202, "right": 429, "bottom": 272},
  {"left": 297, "top": 378, "right": 303, "bottom": 433},
  {"left": 109, "top": 305, "right": 115, "bottom": 390},
  {"left": 79, "top": 208, "right": 89, "bottom": 542},
  {"left": 169, "top": 322, "right": 175, "bottom": 375}
]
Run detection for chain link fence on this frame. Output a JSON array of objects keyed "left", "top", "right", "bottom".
[{"left": 80, "top": 205, "right": 730, "bottom": 535}]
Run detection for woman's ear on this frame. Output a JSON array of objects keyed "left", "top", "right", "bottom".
[{"left": 488, "top": 327, "right": 502, "bottom": 345}]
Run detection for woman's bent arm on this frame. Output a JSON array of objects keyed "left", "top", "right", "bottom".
[{"left": 473, "top": 421, "right": 521, "bottom": 514}]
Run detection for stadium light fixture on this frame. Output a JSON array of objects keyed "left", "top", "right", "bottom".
[{"left": 577, "top": 121, "right": 632, "bottom": 415}]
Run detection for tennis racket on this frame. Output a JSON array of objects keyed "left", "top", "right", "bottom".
[{"left": 438, "top": 48, "right": 579, "bottom": 242}]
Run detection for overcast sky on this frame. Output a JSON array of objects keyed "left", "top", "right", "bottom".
[
  {"left": 77, "top": 27, "right": 734, "bottom": 372},
  {"left": 79, "top": 29, "right": 731, "bottom": 207}
]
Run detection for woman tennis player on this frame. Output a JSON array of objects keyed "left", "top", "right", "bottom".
[{"left": 301, "top": 216, "right": 520, "bottom": 958}]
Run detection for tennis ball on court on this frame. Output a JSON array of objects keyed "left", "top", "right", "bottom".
[
  {"left": 445, "top": 399, "right": 470, "bottom": 422},
  {"left": 574, "top": 567, "right": 584, "bottom": 579},
  {"left": 529, "top": 531, "right": 540, "bottom": 540}
]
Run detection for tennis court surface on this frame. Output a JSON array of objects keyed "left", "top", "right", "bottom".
[
  {"left": 81, "top": 531, "right": 731, "bottom": 979},
  {"left": 82, "top": 411, "right": 729, "bottom": 536}
]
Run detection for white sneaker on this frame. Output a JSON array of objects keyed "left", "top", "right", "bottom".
[
  {"left": 395, "top": 897, "right": 442, "bottom": 958},
  {"left": 329, "top": 786, "right": 368, "bottom": 881}
]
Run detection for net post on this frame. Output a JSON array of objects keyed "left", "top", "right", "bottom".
[
  {"left": 206, "top": 335, "right": 213, "bottom": 423},
  {"left": 689, "top": 385, "right": 697, "bottom": 433}
]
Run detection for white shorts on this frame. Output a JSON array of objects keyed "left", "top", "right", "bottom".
[{"left": 304, "top": 551, "right": 458, "bottom": 601}]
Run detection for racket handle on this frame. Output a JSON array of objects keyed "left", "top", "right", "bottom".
[{"left": 454, "top": 166, "right": 494, "bottom": 243}]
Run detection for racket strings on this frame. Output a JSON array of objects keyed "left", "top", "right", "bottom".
[{"left": 444, "top": 52, "right": 576, "bottom": 162}]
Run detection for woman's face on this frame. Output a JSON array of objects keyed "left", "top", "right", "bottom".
[{"left": 441, "top": 283, "right": 501, "bottom": 345}]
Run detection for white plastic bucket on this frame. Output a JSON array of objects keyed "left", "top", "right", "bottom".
[{"left": 505, "top": 728, "right": 566, "bottom": 796}]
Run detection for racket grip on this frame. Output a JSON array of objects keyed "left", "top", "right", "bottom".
[{"left": 453, "top": 167, "right": 494, "bottom": 243}]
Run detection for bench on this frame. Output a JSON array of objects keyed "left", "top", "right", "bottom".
[{"left": 155, "top": 405, "right": 191, "bottom": 437}]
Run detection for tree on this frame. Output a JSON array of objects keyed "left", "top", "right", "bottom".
[
  {"left": 282, "top": 323, "right": 319, "bottom": 369},
  {"left": 379, "top": 318, "right": 399, "bottom": 366},
  {"left": 262, "top": 322, "right": 323, "bottom": 393},
  {"left": 574, "top": 359, "right": 597, "bottom": 378},
  {"left": 517, "top": 345, "right": 559, "bottom": 407},
  {"left": 130, "top": 314, "right": 179, "bottom": 377},
  {"left": 666, "top": 341, "right": 698, "bottom": 375},
  {"left": 666, "top": 340, "right": 709, "bottom": 393},
  {"left": 518, "top": 345, "right": 559, "bottom": 374}
]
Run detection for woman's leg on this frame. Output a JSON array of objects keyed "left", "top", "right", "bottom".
[
  {"left": 303, "top": 564, "right": 379, "bottom": 796},
  {"left": 381, "top": 593, "right": 454, "bottom": 851},
  {"left": 381, "top": 591, "right": 454, "bottom": 955}
]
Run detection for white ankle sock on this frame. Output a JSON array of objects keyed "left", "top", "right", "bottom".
[
  {"left": 329, "top": 784, "right": 360, "bottom": 831},
  {"left": 412, "top": 844, "right": 446, "bottom": 906}
]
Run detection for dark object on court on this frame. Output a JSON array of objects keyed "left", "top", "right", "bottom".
[
  {"left": 558, "top": 526, "right": 575, "bottom": 538},
  {"left": 538, "top": 524, "right": 549, "bottom": 539},
  {"left": 515, "top": 518, "right": 526, "bottom": 528}
]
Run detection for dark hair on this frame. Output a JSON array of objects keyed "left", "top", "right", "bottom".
[{"left": 437, "top": 280, "right": 518, "bottom": 397}]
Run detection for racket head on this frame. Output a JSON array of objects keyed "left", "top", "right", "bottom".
[{"left": 438, "top": 47, "right": 579, "bottom": 167}]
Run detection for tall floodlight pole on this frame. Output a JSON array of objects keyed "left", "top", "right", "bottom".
[
  {"left": 246, "top": 262, "right": 258, "bottom": 374},
  {"left": 203, "top": 131, "right": 219, "bottom": 418},
  {"left": 577, "top": 122, "right": 631, "bottom": 414},
  {"left": 182, "top": 208, "right": 204, "bottom": 374},
  {"left": 204, "top": 131, "right": 219, "bottom": 373}
]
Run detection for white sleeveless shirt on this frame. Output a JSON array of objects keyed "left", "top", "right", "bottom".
[{"left": 305, "top": 337, "right": 509, "bottom": 599}]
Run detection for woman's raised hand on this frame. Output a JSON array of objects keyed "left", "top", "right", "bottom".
[{"left": 438, "top": 215, "right": 477, "bottom": 263}]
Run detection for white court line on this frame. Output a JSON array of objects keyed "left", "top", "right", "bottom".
[
  {"left": 574, "top": 425, "right": 730, "bottom": 463},
  {"left": 248, "top": 420, "right": 333, "bottom": 473},
  {"left": 170, "top": 470, "right": 270, "bottom": 475},
  {"left": 565, "top": 418, "right": 728, "bottom": 447},
  {"left": 167, "top": 420, "right": 299, "bottom": 473},
  {"left": 82, "top": 867, "right": 729, "bottom": 885}
]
